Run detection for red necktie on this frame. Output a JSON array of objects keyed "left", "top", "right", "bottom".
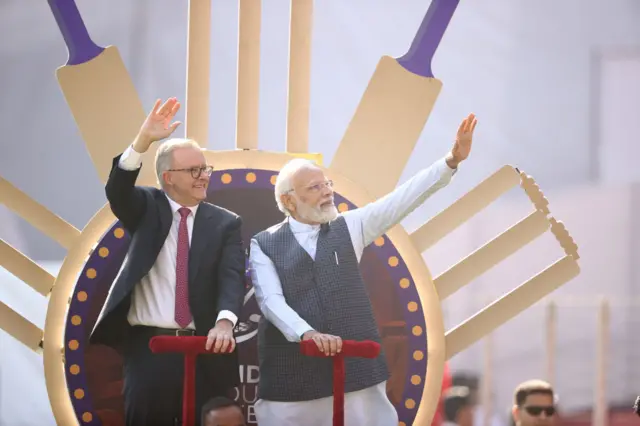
[{"left": 175, "top": 207, "right": 192, "bottom": 328}]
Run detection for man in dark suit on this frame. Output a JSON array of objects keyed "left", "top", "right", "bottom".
[{"left": 90, "top": 97, "right": 246, "bottom": 426}]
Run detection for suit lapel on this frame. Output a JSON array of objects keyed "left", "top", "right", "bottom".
[
  {"left": 189, "top": 204, "right": 215, "bottom": 285},
  {"left": 157, "top": 193, "right": 173, "bottom": 251}
]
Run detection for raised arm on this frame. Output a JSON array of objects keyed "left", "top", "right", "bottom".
[
  {"left": 104, "top": 146, "right": 147, "bottom": 232},
  {"left": 105, "top": 97, "right": 183, "bottom": 232},
  {"left": 344, "top": 156, "right": 456, "bottom": 248},
  {"left": 343, "top": 113, "right": 477, "bottom": 248},
  {"left": 248, "top": 239, "right": 314, "bottom": 342}
]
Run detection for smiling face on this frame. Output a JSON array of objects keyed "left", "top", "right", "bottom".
[
  {"left": 282, "top": 164, "right": 338, "bottom": 225},
  {"left": 162, "top": 146, "right": 210, "bottom": 206}
]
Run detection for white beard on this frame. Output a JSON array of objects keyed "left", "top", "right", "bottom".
[{"left": 297, "top": 199, "right": 338, "bottom": 224}]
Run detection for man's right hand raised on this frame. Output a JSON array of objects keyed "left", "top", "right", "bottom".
[
  {"left": 132, "top": 97, "right": 182, "bottom": 153},
  {"left": 302, "top": 330, "right": 342, "bottom": 356}
]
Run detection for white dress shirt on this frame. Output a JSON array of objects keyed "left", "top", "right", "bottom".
[
  {"left": 118, "top": 145, "right": 237, "bottom": 329},
  {"left": 249, "top": 156, "right": 456, "bottom": 426}
]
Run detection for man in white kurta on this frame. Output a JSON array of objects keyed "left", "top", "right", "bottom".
[{"left": 249, "top": 114, "right": 478, "bottom": 426}]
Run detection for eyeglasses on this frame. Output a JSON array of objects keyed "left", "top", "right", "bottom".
[
  {"left": 297, "top": 180, "right": 333, "bottom": 193},
  {"left": 523, "top": 406, "right": 556, "bottom": 417},
  {"left": 167, "top": 165, "right": 214, "bottom": 179},
  {"left": 284, "top": 180, "right": 334, "bottom": 195},
  {"left": 309, "top": 180, "right": 333, "bottom": 192}
]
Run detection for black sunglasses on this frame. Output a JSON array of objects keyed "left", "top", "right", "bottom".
[{"left": 524, "top": 406, "right": 556, "bottom": 417}]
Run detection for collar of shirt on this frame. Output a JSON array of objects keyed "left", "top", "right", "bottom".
[
  {"left": 287, "top": 216, "right": 321, "bottom": 234},
  {"left": 165, "top": 193, "right": 199, "bottom": 218}
]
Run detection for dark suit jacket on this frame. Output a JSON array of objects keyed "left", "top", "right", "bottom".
[{"left": 90, "top": 154, "right": 245, "bottom": 390}]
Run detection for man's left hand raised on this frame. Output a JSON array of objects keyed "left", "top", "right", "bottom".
[
  {"left": 446, "top": 113, "right": 478, "bottom": 169},
  {"left": 205, "top": 319, "right": 236, "bottom": 353}
]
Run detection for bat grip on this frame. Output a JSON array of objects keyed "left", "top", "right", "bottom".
[
  {"left": 47, "top": 0, "right": 104, "bottom": 65},
  {"left": 396, "top": 0, "right": 460, "bottom": 77}
]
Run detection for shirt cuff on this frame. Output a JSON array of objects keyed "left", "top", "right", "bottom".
[
  {"left": 118, "top": 144, "right": 144, "bottom": 171},
  {"left": 294, "top": 325, "right": 315, "bottom": 342},
  {"left": 441, "top": 155, "right": 459, "bottom": 176},
  {"left": 216, "top": 310, "right": 238, "bottom": 327}
]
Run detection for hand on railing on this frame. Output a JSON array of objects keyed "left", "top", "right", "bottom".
[
  {"left": 149, "top": 335, "right": 234, "bottom": 355},
  {"left": 300, "top": 338, "right": 380, "bottom": 358}
]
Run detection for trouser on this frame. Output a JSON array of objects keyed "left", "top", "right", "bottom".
[
  {"left": 254, "top": 381, "right": 398, "bottom": 426},
  {"left": 122, "top": 326, "right": 230, "bottom": 426}
]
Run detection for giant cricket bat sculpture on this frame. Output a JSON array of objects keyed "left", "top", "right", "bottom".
[
  {"left": 329, "top": 0, "right": 459, "bottom": 199},
  {"left": 47, "top": 0, "right": 156, "bottom": 186}
]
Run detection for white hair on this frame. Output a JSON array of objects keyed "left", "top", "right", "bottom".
[
  {"left": 154, "top": 138, "right": 202, "bottom": 186},
  {"left": 274, "top": 158, "right": 319, "bottom": 215}
]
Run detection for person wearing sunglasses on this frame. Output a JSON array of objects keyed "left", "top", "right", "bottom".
[{"left": 512, "top": 380, "right": 557, "bottom": 426}]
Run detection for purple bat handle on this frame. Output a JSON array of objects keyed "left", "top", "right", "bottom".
[
  {"left": 47, "top": 0, "right": 104, "bottom": 65},
  {"left": 396, "top": 0, "right": 460, "bottom": 78}
]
